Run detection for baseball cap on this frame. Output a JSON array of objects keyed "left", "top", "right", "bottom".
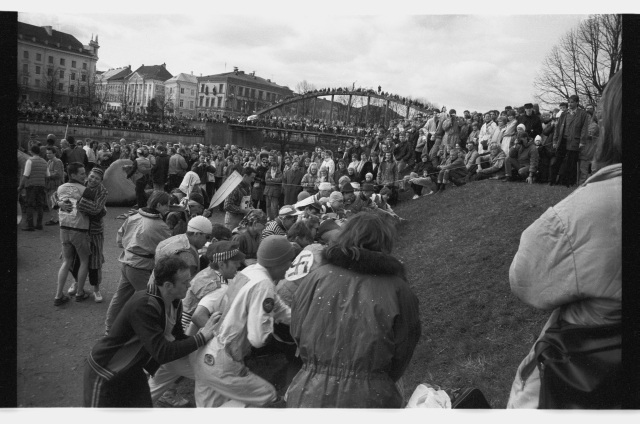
[{"left": 279, "top": 205, "right": 302, "bottom": 217}]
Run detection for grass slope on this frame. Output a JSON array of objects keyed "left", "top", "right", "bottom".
[{"left": 392, "top": 180, "right": 575, "bottom": 408}]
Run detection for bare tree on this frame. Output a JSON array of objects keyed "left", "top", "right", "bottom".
[
  {"left": 534, "top": 14, "right": 622, "bottom": 108},
  {"left": 44, "top": 66, "right": 61, "bottom": 104},
  {"left": 295, "top": 80, "right": 317, "bottom": 118}
]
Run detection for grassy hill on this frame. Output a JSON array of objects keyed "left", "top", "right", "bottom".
[{"left": 392, "top": 179, "right": 576, "bottom": 408}]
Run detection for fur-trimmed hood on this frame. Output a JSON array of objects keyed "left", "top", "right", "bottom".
[{"left": 324, "top": 245, "right": 407, "bottom": 281}]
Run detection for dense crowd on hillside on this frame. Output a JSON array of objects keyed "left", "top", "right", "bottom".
[{"left": 18, "top": 78, "right": 618, "bottom": 409}]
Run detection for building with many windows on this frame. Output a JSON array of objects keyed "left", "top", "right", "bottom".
[
  {"left": 18, "top": 22, "right": 100, "bottom": 105},
  {"left": 95, "top": 65, "right": 131, "bottom": 111},
  {"left": 164, "top": 73, "right": 197, "bottom": 117},
  {"left": 196, "top": 68, "right": 293, "bottom": 118},
  {"left": 122, "top": 64, "right": 173, "bottom": 114}
]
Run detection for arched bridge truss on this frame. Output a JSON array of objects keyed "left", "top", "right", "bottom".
[{"left": 253, "top": 89, "right": 432, "bottom": 127}]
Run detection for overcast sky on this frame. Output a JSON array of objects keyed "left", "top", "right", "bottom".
[{"left": 17, "top": 4, "right": 629, "bottom": 113}]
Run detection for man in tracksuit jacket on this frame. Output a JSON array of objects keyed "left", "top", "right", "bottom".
[{"left": 84, "top": 256, "right": 219, "bottom": 407}]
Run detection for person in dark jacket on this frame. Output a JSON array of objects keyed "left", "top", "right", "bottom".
[
  {"left": 287, "top": 213, "right": 421, "bottom": 408},
  {"left": 504, "top": 133, "right": 540, "bottom": 183},
  {"left": 151, "top": 145, "right": 171, "bottom": 192},
  {"left": 549, "top": 95, "right": 590, "bottom": 187},
  {"left": 84, "top": 256, "right": 220, "bottom": 407},
  {"left": 518, "top": 103, "right": 543, "bottom": 139}
]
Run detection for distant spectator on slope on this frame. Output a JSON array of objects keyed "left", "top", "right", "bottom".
[{"left": 504, "top": 133, "right": 539, "bottom": 184}]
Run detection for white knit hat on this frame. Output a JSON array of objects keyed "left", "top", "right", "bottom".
[{"left": 187, "top": 216, "right": 212, "bottom": 234}]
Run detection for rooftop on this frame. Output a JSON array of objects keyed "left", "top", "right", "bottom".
[
  {"left": 198, "top": 71, "right": 291, "bottom": 91},
  {"left": 130, "top": 64, "right": 173, "bottom": 82},
  {"left": 18, "top": 22, "right": 95, "bottom": 58},
  {"left": 165, "top": 73, "right": 198, "bottom": 84}
]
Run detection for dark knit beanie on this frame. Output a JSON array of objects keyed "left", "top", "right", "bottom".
[{"left": 257, "top": 235, "right": 294, "bottom": 268}]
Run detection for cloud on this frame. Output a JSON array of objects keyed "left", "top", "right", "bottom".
[{"left": 18, "top": 12, "right": 591, "bottom": 111}]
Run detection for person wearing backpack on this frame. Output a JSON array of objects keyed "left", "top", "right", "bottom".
[{"left": 126, "top": 148, "right": 152, "bottom": 208}]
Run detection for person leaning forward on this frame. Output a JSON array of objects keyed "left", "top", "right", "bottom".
[{"left": 84, "top": 256, "right": 221, "bottom": 407}]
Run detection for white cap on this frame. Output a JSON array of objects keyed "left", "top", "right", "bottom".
[{"left": 187, "top": 216, "right": 212, "bottom": 234}]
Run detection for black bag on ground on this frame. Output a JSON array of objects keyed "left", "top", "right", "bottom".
[
  {"left": 445, "top": 387, "right": 491, "bottom": 409},
  {"left": 535, "top": 320, "right": 621, "bottom": 409}
]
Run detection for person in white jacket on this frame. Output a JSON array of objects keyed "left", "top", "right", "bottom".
[
  {"left": 192, "top": 235, "right": 294, "bottom": 407},
  {"left": 506, "top": 70, "right": 622, "bottom": 408}
]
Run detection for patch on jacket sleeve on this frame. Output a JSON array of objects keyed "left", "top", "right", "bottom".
[
  {"left": 262, "top": 298, "right": 275, "bottom": 313},
  {"left": 204, "top": 354, "right": 215, "bottom": 366},
  {"left": 285, "top": 250, "right": 314, "bottom": 281}
]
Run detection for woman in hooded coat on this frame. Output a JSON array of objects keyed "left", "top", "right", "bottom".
[{"left": 287, "top": 213, "right": 421, "bottom": 408}]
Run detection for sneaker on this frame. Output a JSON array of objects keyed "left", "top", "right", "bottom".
[
  {"left": 54, "top": 295, "right": 71, "bottom": 306},
  {"left": 157, "top": 391, "right": 190, "bottom": 408},
  {"left": 75, "top": 291, "right": 90, "bottom": 302},
  {"left": 94, "top": 291, "right": 103, "bottom": 303},
  {"left": 423, "top": 191, "right": 435, "bottom": 196},
  {"left": 68, "top": 283, "right": 77, "bottom": 296},
  {"left": 412, "top": 194, "right": 420, "bottom": 200}
]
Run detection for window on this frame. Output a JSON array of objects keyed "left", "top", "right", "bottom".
[
  {"left": 60, "top": 70, "right": 64, "bottom": 78},
  {"left": 258, "top": 90, "right": 263, "bottom": 99},
  {"left": 72, "top": 60, "right": 76, "bottom": 68},
  {"left": 35, "top": 79, "right": 40, "bottom": 87},
  {"left": 179, "top": 100, "right": 184, "bottom": 107},
  {"left": 189, "top": 101, "right": 194, "bottom": 109},
  {"left": 81, "top": 74, "right": 86, "bottom": 82},
  {"left": 251, "top": 89, "right": 255, "bottom": 98},
  {"left": 219, "top": 84, "right": 223, "bottom": 93},
  {"left": 22, "top": 64, "right": 28, "bottom": 73},
  {"left": 70, "top": 85, "right": 75, "bottom": 92},
  {"left": 70, "top": 73, "right": 75, "bottom": 81},
  {"left": 23, "top": 50, "right": 29, "bottom": 59},
  {"left": 36, "top": 53, "right": 41, "bottom": 61},
  {"left": 180, "top": 88, "right": 185, "bottom": 94},
  {"left": 200, "top": 84, "right": 204, "bottom": 93},
  {"left": 199, "top": 97, "right": 203, "bottom": 106},
  {"left": 81, "top": 86, "right": 86, "bottom": 94},
  {"left": 48, "top": 56, "right": 53, "bottom": 64},
  {"left": 206, "top": 98, "right": 210, "bottom": 107},
  {"left": 35, "top": 66, "right": 40, "bottom": 75},
  {"left": 58, "top": 83, "right": 64, "bottom": 91},
  {"left": 60, "top": 58, "right": 65, "bottom": 66},
  {"left": 23, "top": 77, "right": 28, "bottom": 85},
  {"left": 47, "top": 68, "right": 53, "bottom": 76},
  {"left": 217, "top": 97, "right": 222, "bottom": 108},
  {"left": 83, "top": 63, "right": 87, "bottom": 70}
]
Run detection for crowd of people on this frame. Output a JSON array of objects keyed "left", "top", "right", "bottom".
[
  {"left": 17, "top": 70, "right": 621, "bottom": 408},
  {"left": 18, "top": 102, "right": 206, "bottom": 135}
]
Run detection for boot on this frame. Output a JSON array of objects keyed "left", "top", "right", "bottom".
[{"left": 439, "top": 183, "right": 446, "bottom": 193}]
